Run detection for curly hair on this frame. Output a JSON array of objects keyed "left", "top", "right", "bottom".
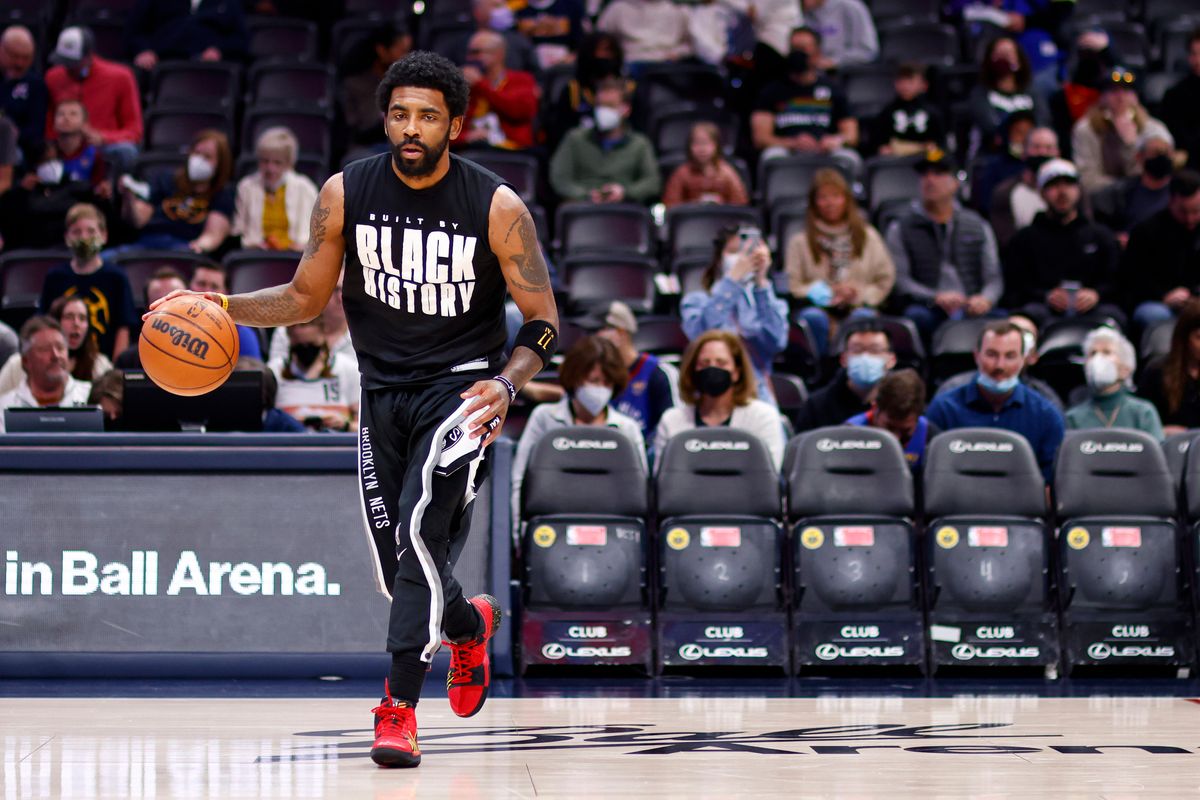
[{"left": 375, "top": 51, "right": 470, "bottom": 119}]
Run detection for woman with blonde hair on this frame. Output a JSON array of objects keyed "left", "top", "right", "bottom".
[
  {"left": 654, "top": 329, "right": 785, "bottom": 469},
  {"left": 662, "top": 121, "right": 749, "bottom": 208},
  {"left": 233, "top": 126, "right": 320, "bottom": 251},
  {"left": 786, "top": 168, "right": 895, "bottom": 355},
  {"left": 1072, "top": 68, "right": 1173, "bottom": 194}
]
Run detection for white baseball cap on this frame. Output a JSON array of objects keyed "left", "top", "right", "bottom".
[
  {"left": 52, "top": 27, "right": 94, "bottom": 66},
  {"left": 1036, "top": 158, "right": 1079, "bottom": 190}
]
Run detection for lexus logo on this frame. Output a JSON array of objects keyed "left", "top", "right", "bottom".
[
  {"left": 678, "top": 644, "right": 703, "bottom": 661},
  {"left": 814, "top": 643, "right": 840, "bottom": 661},
  {"left": 541, "top": 643, "right": 567, "bottom": 660}
]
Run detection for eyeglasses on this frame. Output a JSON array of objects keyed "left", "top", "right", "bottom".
[{"left": 845, "top": 347, "right": 892, "bottom": 356}]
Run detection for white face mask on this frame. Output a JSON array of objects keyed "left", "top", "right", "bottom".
[
  {"left": 36, "top": 159, "right": 64, "bottom": 184},
  {"left": 187, "top": 153, "right": 216, "bottom": 183},
  {"left": 594, "top": 105, "right": 622, "bottom": 132},
  {"left": 574, "top": 384, "right": 612, "bottom": 417},
  {"left": 1085, "top": 353, "right": 1120, "bottom": 392}
]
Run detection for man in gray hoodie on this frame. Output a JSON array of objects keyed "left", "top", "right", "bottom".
[{"left": 801, "top": 0, "right": 879, "bottom": 69}]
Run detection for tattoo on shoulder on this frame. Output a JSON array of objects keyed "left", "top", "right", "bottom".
[
  {"left": 504, "top": 211, "right": 550, "bottom": 293},
  {"left": 302, "top": 201, "right": 331, "bottom": 262}
]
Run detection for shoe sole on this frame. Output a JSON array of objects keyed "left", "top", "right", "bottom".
[
  {"left": 452, "top": 594, "right": 502, "bottom": 719},
  {"left": 371, "top": 747, "right": 420, "bottom": 768}
]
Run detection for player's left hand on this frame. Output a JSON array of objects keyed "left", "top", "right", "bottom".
[{"left": 461, "top": 379, "right": 511, "bottom": 447}]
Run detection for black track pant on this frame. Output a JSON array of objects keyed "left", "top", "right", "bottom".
[{"left": 356, "top": 380, "right": 488, "bottom": 673}]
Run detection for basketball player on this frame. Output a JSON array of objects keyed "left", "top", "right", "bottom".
[{"left": 149, "top": 52, "right": 558, "bottom": 768}]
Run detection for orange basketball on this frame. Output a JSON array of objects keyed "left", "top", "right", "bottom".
[{"left": 139, "top": 295, "right": 240, "bottom": 396}]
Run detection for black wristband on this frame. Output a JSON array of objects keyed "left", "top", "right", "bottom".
[
  {"left": 492, "top": 374, "right": 516, "bottom": 403},
  {"left": 514, "top": 320, "right": 558, "bottom": 369}
]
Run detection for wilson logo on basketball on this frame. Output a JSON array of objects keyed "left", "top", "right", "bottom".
[{"left": 149, "top": 318, "right": 211, "bottom": 360}]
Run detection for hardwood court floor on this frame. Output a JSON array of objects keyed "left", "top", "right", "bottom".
[{"left": 4, "top": 695, "right": 1200, "bottom": 798}]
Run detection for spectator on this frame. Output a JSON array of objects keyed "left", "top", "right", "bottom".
[
  {"left": 0, "top": 316, "right": 92, "bottom": 432},
  {"left": 0, "top": 116, "right": 14, "bottom": 200},
  {"left": 233, "top": 127, "right": 318, "bottom": 251},
  {"left": 948, "top": 0, "right": 1061, "bottom": 81},
  {"left": 1118, "top": 171, "right": 1200, "bottom": 333},
  {"left": 796, "top": 321, "right": 895, "bottom": 431},
  {"left": 0, "top": 320, "right": 15, "bottom": 367},
  {"left": 122, "top": 129, "right": 234, "bottom": 255},
  {"left": 751, "top": 26, "right": 860, "bottom": 175},
  {"left": 596, "top": 0, "right": 695, "bottom": 69},
  {"left": 0, "top": 25, "right": 47, "bottom": 164},
  {"left": 654, "top": 330, "right": 785, "bottom": 469},
  {"left": 1003, "top": 158, "right": 1124, "bottom": 328},
  {"left": 188, "top": 263, "right": 263, "bottom": 360},
  {"left": 113, "top": 267, "right": 187, "bottom": 369},
  {"left": 1048, "top": 29, "right": 1115, "bottom": 156},
  {"left": 801, "top": 0, "right": 879, "bottom": 68},
  {"left": 972, "top": 108, "right": 1036, "bottom": 218},
  {"left": 1072, "top": 67, "right": 1172, "bottom": 195},
  {"left": 967, "top": 36, "right": 1047, "bottom": 156},
  {"left": 1160, "top": 28, "right": 1200, "bottom": 171},
  {"left": 1090, "top": 132, "right": 1177, "bottom": 241},
  {"left": 41, "top": 100, "right": 110, "bottom": 195},
  {"left": 787, "top": 168, "right": 895, "bottom": 355},
  {"left": 453, "top": 31, "right": 539, "bottom": 151},
  {"left": 238, "top": 355, "right": 306, "bottom": 433},
  {"left": 1140, "top": 300, "right": 1200, "bottom": 434},
  {"left": 988, "top": 125, "right": 1059, "bottom": 247},
  {"left": 926, "top": 319, "right": 1065, "bottom": 482},
  {"left": 868, "top": 62, "right": 946, "bottom": 158},
  {"left": 593, "top": 300, "right": 677, "bottom": 442},
  {"left": 514, "top": 0, "right": 586, "bottom": 71},
  {"left": 662, "top": 122, "right": 749, "bottom": 207},
  {"left": 512, "top": 335, "right": 647, "bottom": 519},
  {"left": 548, "top": 80, "right": 661, "bottom": 204},
  {"left": 728, "top": 0, "right": 802, "bottom": 60},
  {"left": 441, "top": 0, "right": 539, "bottom": 76},
  {"left": 38, "top": 203, "right": 136, "bottom": 360},
  {"left": 1065, "top": 326, "right": 1162, "bottom": 439},
  {"left": 269, "top": 272, "right": 354, "bottom": 367},
  {"left": 0, "top": 295, "right": 112, "bottom": 395},
  {"left": 542, "top": 32, "right": 631, "bottom": 152},
  {"left": 340, "top": 22, "right": 413, "bottom": 150},
  {"left": 271, "top": 316, "right": 360, "bottom": 432},
  {"left": 44, "top": 27, "right": 142, "bottom": 172},
  {"left": 845, "top": 367, "right": 941, "bottom": 470},
  {"left": 128, "top": 0, "right": 248, "bottom": 67},
  {"left": 886, "top": 148, "right": 1004, "bottom": 342},
  {"left": 87, "top": 368, "right": 123, "bottom": 426},
  {"left": 681, "top": 225, "right": 788, "bottom": 403},
  {"left": 936, "top": 312, "right": 1065, "bottom": 413}
]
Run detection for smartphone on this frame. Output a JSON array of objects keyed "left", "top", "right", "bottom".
[{"left": 737, "top": 226, "right": 763, "bottom": 249}]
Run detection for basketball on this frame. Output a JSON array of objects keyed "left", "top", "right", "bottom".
[{"left": 139, "top": 295, "right": 240, "bottom": 396}]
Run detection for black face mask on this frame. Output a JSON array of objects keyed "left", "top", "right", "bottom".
[
  {"left": 1144, "top": 154, "right": 1173, "bottom": 180},
  {"left": 291, "top": 343, "right": 323, "bottom": 369},
  {"left": 1025, "top": 155, "right": 1050, "bottom": 175},
  {"left": 694, "top": 366, "right": 733, "bottom": 397},
  {"left": 787, "top": 49, "right": 810, "bottom": 74}
]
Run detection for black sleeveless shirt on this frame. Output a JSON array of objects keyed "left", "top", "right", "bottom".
[{"left": 341, "top": 152, "right": 510, "bottom": 389}]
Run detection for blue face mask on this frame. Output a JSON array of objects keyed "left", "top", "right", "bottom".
[
  {"left": 977, "top": 372, "right": 1020, "bottom": 394},
  {"left": 846, "top": 354, "right": 887, "bottom": 388}
]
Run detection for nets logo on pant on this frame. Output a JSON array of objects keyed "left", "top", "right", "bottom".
[{"left": 355, "top": 217, "right": 478, "bottom": 318}]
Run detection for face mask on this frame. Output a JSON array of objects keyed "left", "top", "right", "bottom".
[
  {"left": 1085, "top": 354, "right": 1120, "bottom": 391},
  {"left": 290, "top": 343, "right": 322, "bottom": 370},
  {"left": 37, "top": 159, "right": 64, "bottom": 184},
  {"left": 573, "top": 384, "right": 612, "bottom": 417},
  {"left": 1144, "top": 153, "right": 1173, "bottom": 180},
  {"left": 694, "top": 366, "right": 733, "bottom": 397},
  {"left": 978, "top": 371, "right": 1020, "bottom": 394},
  {"left": 67, "top": 236, "right": 103, "bottom": 261},
  {"left": 187, "top": 153, "right": 215, "bottom": 183},
  {"left": 489, "top": 5, "right": 514, "bottom": 29},
  {"left": 1025, "top": 155, "right": 1049, "bottom": 176},
  {"left": 787, "top": 49, "right": 810, "bottom": 74},
  {"left": 988, "top": 57, "right": 1017, "bottom": 78},
  {"left": 594, "top": 105, "right": 622, "bottom": 132},
  {"left": 846, "top": 354, "right": 887, "bottom": 388}
]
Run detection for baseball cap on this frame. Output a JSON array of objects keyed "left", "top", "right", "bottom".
[
  {"left": 914, "top": 146, "right": 957, "bottom": 174},
  {"left": 52, "top": 27, "right": 94, "bottom": 67},
  {"left": 601, "top": 300, "right": 638, "bottom": 333},
  {"left": 1036, "top": 158, "right": 1079, "bottom": 190}
]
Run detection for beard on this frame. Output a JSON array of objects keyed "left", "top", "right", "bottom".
[{"left": 390, "top": 131, "right": 450, "bottom": 178}]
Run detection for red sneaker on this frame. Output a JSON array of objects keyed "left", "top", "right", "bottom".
[
  {"left": 444, "top": 594, "right": 502, "bottom": 718},
  {"left": 370, "top": 682, "right": 420, "bottom": 768}
]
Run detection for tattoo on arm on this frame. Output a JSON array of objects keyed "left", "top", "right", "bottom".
[
  {"left": 228, "top": 287, "right": 303, "bottom": 327},
  {"left": 302, "top": 201, "right": 331, "bottom": 262},
  {"left": 503, "top": 211, "right": 550, "bottom": 293}
]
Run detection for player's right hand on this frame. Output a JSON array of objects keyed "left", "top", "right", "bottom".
[{"left": 143, "top": 289, "right": 221, "bottom": 320}]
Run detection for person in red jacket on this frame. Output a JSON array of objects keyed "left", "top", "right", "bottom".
[
  {"left": 43, "top": 27, "right": 143, "bottom": 172},
  {"left": 453, "top": 31, "right": 539, "bottom": 151}
]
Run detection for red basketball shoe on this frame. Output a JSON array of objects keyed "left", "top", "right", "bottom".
[
  {"left": 444, "top": 594, "right": 502, "bottom": 718},
  {"left": 370, "top": 682, "right": 420, "bottom": 768}
]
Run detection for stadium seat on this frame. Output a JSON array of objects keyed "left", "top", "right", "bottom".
[
  {"left": 840, "top": 63, "right": 899, "bottom": 119},
  {"left": 0, "top": 249, "right": 69, "bottom": 326},
  {"left": 560, "top": 254, "right": 657, "bottom": 316},
  {"left": 650, "top": 107, "right": 738, "bottom": 158},
  {"left": 145, "top": 110, "right": 234, "bottom": 154},
  {"left": 923, "top": 429, "right": 1059, "bottom": 674},
  {"left": 632, "top": 63, "right": 729, "bottom": 131},
  {"left": 758, "top": 154, "right": 849, "bottom": 212},
  {"left": 131, "top": 152, "right": 186, "bottom": 185},
  {"left": 1085, "top": 21, "right": 1150, "bottom": 69},
  {"left": 788, "top": 426, "right": 924, "bottom": 672},
  {"left": 223, "top": 250, "right": 301, "bottom": 295},
  {"left": 864, "top": 155, "right": 923, "bottom": 211},
  {"left": 777, "top": 314, "right": 822, "bottom": 386},
  {"left": 630, "top": 315, "right": 689, "bottom": 359},
  {"left": 1140, "top": 318, "right": 1174, "bottom": 365},
  {"left": 655, "top": 428, "right": 787, "bottom": 671},
  {"left": 770, "top": 372, "right": 809, "bottom": 429},
  {"left": 151, "top": 61, "right": 241, "bottom": 114},
  {"left": 878, "top": 21, "right": 961, "bottom": 68},
  {"left": 553, "top": 203, "right": 654, "bottom": 259},
  {"left": 930, "top": 317, "right": 990, "bottom": 385},
  {"left": 459, "top": 151, "right": 539, "bottom": 204},
  {"left": 672, "top": 253, "right": 711, "bottom": 296},
  {"left": 246, "top": 16, "right": 318, "bottom": 61},
  {"left": 665, "top": 203, "right": 761, "bottom": 263},
  {"left": 1163, "top": 430, "right": 1195, "bottom": 501},
  {"left": 247, "top": 62, "right": 335, "bottom": 111},
  {"left": 1159, "top": 19, "right": 1200, "bottom": 72},
  {"left": 518, "top": 425, "right": 652, "bottom": 672},
  {"left": 242, "top": 109, "right": 332, "bottom": 164},
  {"left": 63, "top": 9, "right": 125, "bottom": 61},
  {"left": 867, "top": 0, "right": 940, "bottom": 24},
  {"left": 1057, "top": 429, "right": 1193, "bottom": 673},
  {"left": 115, "top": 250, "right": 213, "bottom": 308}
]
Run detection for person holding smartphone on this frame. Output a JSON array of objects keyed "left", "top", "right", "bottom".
[{"left": 680, "top": 224, "right": 789, "bottom": 404}]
